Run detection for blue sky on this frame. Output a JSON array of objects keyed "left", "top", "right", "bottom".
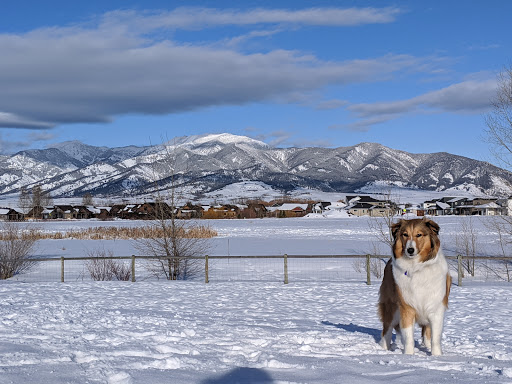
[{"left": 0, "top": 1, "right": 510, "bottom": 164}]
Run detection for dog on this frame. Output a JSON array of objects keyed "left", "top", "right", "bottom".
[{"left": 378, "top": 218, "right": 451, "bottom": 356}]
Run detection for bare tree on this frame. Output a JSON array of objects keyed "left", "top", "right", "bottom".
[
  {"left": 82, "top": 193, "right": 94, "bottom": 206},
  {"left": 18, "top": 187, "right": 31, "bottom": 215},
  {"left": 361, "top": 190, "right": 401, "bottom": 277},
  {"left": 0, "top": 222, "right": 39, "bottom": 279},
  {"left": 85, "top": 249, "right": 131, "bottom": 281},
  {"left": 367, "top": 189, "right": 401, "bottom": 250},
  {"left": 134, "top": 140, "right": 213, "bottom": 280},
  {"left": 483, "top": 217, "right": 512, "bottom": 282},
  {"left": 455, "top": 216, "right": 479, "bottom": 277},
  {"left": 19, "top": 185, "right": 53, "bottom": 219},
  {"left": 485, "top": 64, "right": 512, "bottom": 168}
]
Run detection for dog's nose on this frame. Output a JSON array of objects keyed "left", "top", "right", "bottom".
[{"left": 407, "top": 247, "right": 415, "bottom": 255}]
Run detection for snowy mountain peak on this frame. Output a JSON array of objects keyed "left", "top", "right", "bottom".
[
  {"left": 48, "top": 141, "right": 109, "bottom": 163},
  {"left": 171, "top": 133, "right": 269, "bottom": 149}
]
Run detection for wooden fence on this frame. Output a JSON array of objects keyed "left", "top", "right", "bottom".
[{"left": 13, "top": 254, "right": 512, "bottom": 285}]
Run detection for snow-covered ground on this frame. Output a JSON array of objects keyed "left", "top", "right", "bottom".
[{"left": 1, "top": 216, "right": 512, "bottom": 383}]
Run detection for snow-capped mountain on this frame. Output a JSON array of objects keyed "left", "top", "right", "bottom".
[{"left": 1, "top": 133, "right": 512, "bottom": 200}]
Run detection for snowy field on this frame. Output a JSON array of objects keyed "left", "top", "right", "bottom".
[{"left": 1, "top": 216, "right": 512, "bottom": 383}]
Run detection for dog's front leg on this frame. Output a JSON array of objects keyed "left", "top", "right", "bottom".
[
  {"left": 429, "top": 310, "right": 446, "bottom": 356},
  {"left": 399, "top": 307, "right": 416, "bottom": 355}
]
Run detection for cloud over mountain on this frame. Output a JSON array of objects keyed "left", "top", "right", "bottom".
[{"left": 0, "top": 6, "right": 437, "bottom": 131}]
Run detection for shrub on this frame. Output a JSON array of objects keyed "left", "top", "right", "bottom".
[
  {"left": 0, "top": 222, "right": 39, "bottom": 279},
  {"left": 85, "top": 249, "right": 131, "bottom": 281}
]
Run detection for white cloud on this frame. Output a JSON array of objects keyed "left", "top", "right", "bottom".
[
  {"left": 245, "top": 129, "right": 333, "bottom": 148},
  {"left": 342, "top": 79, "right": 497, "bottom": 130},
  {"left": 0, "top": 7, "right": 420, "bottom": 130},
  {"left": 100, "top": 6, "right": 402, "bottom": 31},
  {"left": 0, "top": 130, "right": 55, "bottom": 154},
  {"left": 0, "top": 112, "right": 53, "bottom": 129}
]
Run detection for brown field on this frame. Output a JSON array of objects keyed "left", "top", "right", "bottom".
[{"left": 0, "top": 225, "right": 218, "bottom": 241}]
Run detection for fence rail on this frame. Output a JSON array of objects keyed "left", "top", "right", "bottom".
[{"left": 3, "top": 254, "right": 512, "bottom": 285}]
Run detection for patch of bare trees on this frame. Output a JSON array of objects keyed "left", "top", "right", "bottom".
[
  {"left": 362, "top": 190, "right": 401, "bottom": 278},
  {"left": 84, "top": 249, "right": 131, "bottom": 281},
  {"left": 455, "top": 216, "right": 479, "bottom": 277},
  {"left": 18, "top": 185, "right": 53, "bottom": 218},
  {"left": 0, "top": 222, "right": 39, "bottom": 279},
  {"left": 485, "top": 64, "right": 512, "bottom": 169},
  {"left": 483, "top": 63, "right": 512, "bottom": 281},
  {"left": 483, "top": 217, "right": 512, "bottom": 282}
]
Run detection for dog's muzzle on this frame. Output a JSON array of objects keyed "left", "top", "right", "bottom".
[{"left": 405, "top": 240, "right": 417, "bottom": 257}]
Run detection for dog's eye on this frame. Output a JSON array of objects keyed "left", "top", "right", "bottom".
[
  {"left": 403, "top": 233, "right": 409, "bottom": 238},
  {"left": 416, "top": 233, "right": 422, "bottom": 237}
]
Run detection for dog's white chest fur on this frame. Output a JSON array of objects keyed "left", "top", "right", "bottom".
[{"left": 392, "top": 251, "right": 448, "bottom": 324}]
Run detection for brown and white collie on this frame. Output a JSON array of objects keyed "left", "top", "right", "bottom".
[{"left": 378, "top": 218, "right": 451, "bottom": 356}]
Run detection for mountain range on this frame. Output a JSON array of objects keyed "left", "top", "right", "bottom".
[{"left": 1, "top": 133, "right": 511, "bottom": 201}]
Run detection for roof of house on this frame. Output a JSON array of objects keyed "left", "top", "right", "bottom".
[
  {"left": 279, "top": 203, "right": 308, "bottom": 211},
  {"left": 350, "top": 203, "right": 373, "bottom": 209},
  {"left": 436, "top": 202, "right": 450, "bottom": 210},
  {"left": 447, "top": 197, "right": 467, "bottom": 203}
]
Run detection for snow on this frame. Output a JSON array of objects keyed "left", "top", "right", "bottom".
[
  {"left": 3, "top": 280, "right": 512, "bottom": 383},
  {"left": 1, "top": 217, "right": 512, "bottom": 383},
  {"left": 436, "top": 201, "right": 450, "bottom": 210},
  {"left": 172, "top": 133, "right": 269, "bottom": 150},
  {"left": 202, "top": 181, "right": 282, "bottom": 201}
]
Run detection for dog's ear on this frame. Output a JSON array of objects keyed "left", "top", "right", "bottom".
[
  {"left": 390, "top": 220, "right": 402, "bottom": 240},
  {"left": 424, "top": 218, "right": 440, "bottom": 235},
  {"left": 425, "top": 218, "right": 441, "bottom": 260}
]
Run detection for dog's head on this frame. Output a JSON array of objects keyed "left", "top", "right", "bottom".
[{"left": 391, "top": 218, "right": 440, "bottom": 262}]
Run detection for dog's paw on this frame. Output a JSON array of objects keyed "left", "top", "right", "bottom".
[
  {"left": 378, "top": 337, "right": 390, "bottom": 350},
  {"left": 431, "top": 346, "right": 442, "bottom": 356}
]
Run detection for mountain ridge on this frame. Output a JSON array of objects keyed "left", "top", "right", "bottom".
[{"left": 1, "top": 133, "right": 511, "bottom": 200}]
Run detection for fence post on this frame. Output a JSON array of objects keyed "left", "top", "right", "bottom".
[
  {"left": 284, "top": 254, "right": 289, "bottom": 284},
  {"left": 131, "top": 255, "right": 136, "bottom": 283},
  {"left": 457, "top": 255, "right": 463, "bottom": 286},
  {"left": 366, "top": 254, "right": 371, "bottom": 285},
  {"left": 205, "top": 255, "right": 209, "bottom": 284},
  {"left": 60, "top": 256, "right": 64, "bottom": 283}
]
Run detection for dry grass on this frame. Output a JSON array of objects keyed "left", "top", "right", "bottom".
[{"left": 0, "top": 225, "right": 218, "bottom": 241}]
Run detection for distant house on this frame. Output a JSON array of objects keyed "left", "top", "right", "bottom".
[
  {"left": 497, "top": 197, "right": 512, "bottom": 216},
  {"left": 26, "top": 205, "right": 48, "bottom": 220},
  {"left": 425, "top": 201, "right": 450, "bottom": 216},
  {"left": 91, "top": 206, "right": 113, "bottom": 220},
  {"left": 369, "top": 205, "right": 395, "bottom": 217},
  {"left": 348, "top": 203, "right": 373, "bottom": 217},
  {"left": 178, "top": 203, "right": 204, "bottom": 219},
  {"left": 423, "top": 200, "right": 438, "bottom": 210},
  {"left": 403, "top": 205, "right": 425, "bottom": 216},
  {"left": 203, "top": 205, "right": 240, "bottom": 219},
  {"left": 241, "top": 203, "right": 267, "bottom": 219},
  {"left": 313, "top": 202, "right": 332, "bottom": 214},
  {"left": 346, "top": 195, "right": 388, "bottom": 208},
  {"left": 470, "top": 202, "right": 503, "bottom": 216},
  {"left": 51, "top": 205, "right": 77, "bottom": 220},
  {"left": 74, "top": 206, "right": 95, "bottom": 219},
  {"left": 110, "top": 204, "right": 127, "bottom": 219},
  {"left": 268, "top": 203, "right": 309, "bottom": 218},
  {"left": 0, "top": 208, "right": 24, "bottom": 221}
]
